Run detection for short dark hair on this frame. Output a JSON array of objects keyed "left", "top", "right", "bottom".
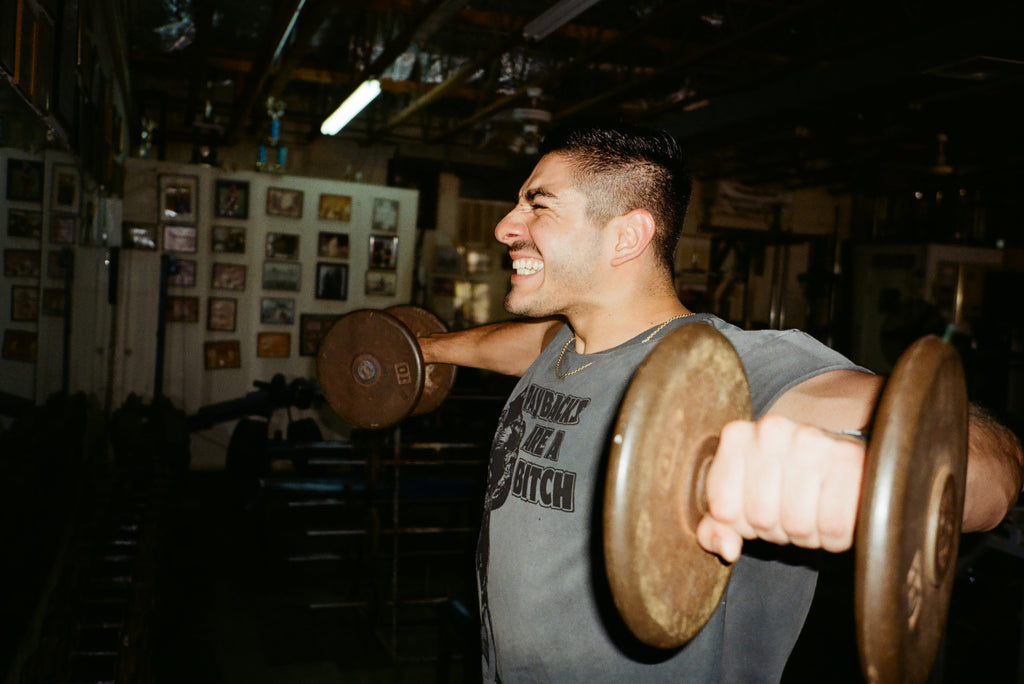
[{"left": 538, "top": 123, "right": 692, "bottom": 274}]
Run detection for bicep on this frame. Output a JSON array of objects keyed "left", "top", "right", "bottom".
[{"left": 767, "top": 370, "right": 883, "bottom": 433}]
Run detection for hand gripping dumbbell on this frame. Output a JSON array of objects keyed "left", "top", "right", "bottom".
[
  {"left": 315, "top": 305, "right": 457, "bottom": 429},
  {"left": 603, "top": 323, "right": 967, "bottom": 684}
]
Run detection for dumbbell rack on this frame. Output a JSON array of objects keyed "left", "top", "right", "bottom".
[{"left": 259, "top": 423, "right": 488, "bottom": 669}]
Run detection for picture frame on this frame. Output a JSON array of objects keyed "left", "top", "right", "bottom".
[
  {"left": 317, "top": 232, "right": 349, "bottom": 259},
  {"left": 266, "top": 187, "right": 303, "bottom": 218},
  {"left": 315, "top": 262, "right": 348, "bottom": 301},
  {"left": 262, "top": 260, "right": 301, "bottom": 292},
  {"left": 5, "top": 158, "right": 44, "bottom": 202},
  {"left": 365, "top": 270, "right": 397, "bottom": 297},
  {"left": 207, "top": 297, "right": 237, "bottom": 332},
  {"left": 2, "top": 330, "right": 38, "bottom": 362},
  {"left": 299, "top": 314, "right": 341, "bottom": 356},
  {"left": 318, "top": 193, "right": 352, "bottom": 221},
  {"left": 257, "top": 332, "right": 291, "bottom": 358},
  {"left": 204, "top": 340, "right": 241, "bottom": 370},
  {"left": 371, "top": 197, "right": 400, "bottom": 232},
  {"left": 158, "top": 174, "right": 199, "bottom": 224},
  {"left": 260, "top": 297, "right": 295, "bottom": 325},
  {"left": 266, "top": 232, "right": 300, "bottom": 260},
  {"left": 7, "top": 209, "right": 43, "bottom": 238},
  {"left": 211, "top": 225, "right": 246, "bottom": 253},
  {"left": 214, "top": 179, "right": 250, "bottom": 219},
  {"left": 47, "top": 251, "right": 67, "bottom": 279},
  {"left": 11, "top": 285, "right": 40, "bottom": 321},
  {"left": 42, "top": 288, "right": 66, "bottom": 316},
  {"left": 163, "top": 225, "right": 197, "bottom": 253},
  {"left": 165, "top": 296, "right": 200, "bottom": 323},
  {"left": 4, "top": 249, "right": 41, "bottom": 277},
  {"left": 123, "top": 222, "right": 158, "bottom": 250},
  {"left": 52, "top": 164, "right": 80, "bottom": 212},
  {"left": 368, "top": 235, "right": 399, "bottom": 270},
  {"left": 50, "top": 214, "right": 77, "bottom": 244},
  {"left": 168, "top": 259, "right": 196, "bottom": 287},
  {"left": 211, "top": 262, "right": 246, "bottom": 291}
]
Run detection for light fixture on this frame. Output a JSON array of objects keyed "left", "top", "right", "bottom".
[
  {"left": 320, "top": 79, "right": 382, "bottom": 135},
  {"left": 523, "top": 0, "right": 603, "bottom": 41}
]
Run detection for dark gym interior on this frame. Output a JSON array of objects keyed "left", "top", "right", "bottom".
[{"left": 3, "top": 1, "right": 1024, "bottom": 682}]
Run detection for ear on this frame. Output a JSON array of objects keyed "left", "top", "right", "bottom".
[{"left": 609, "top": 209, "right": 657, "bottom": 267}]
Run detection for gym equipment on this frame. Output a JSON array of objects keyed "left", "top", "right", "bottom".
[
  {"left": 604, "top": 324, "right": 967, "bottom": 684},
  {"left": 316, "top": 306, "right": 456, "bottom": 429}
]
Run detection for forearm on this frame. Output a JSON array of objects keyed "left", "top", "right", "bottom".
[
  {"left": 962, "top": 404, "right": 1023, "bottom": 532},
  {"left": 419, "top": 316, "right": 563, "bottom": 377}
]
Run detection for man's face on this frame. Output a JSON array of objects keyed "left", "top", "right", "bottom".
[{"left": 494, "top": 153, "right": 608, "bottom": 318}]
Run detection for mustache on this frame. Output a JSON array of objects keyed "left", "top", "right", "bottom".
[{"left": 506, "top": 240, "right": 538, "bottom": 254}]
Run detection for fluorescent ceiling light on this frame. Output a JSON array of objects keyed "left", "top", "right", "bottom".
[
  {"left": 320, "top": 79, "right": 382, "bottom": 135},
  {"left": 523, "top": 0, "right": 602, "bottom": 40}
]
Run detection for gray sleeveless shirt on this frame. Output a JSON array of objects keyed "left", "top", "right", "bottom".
[{"left": 477, "top": 314, "right": 866, "bottom": 682}]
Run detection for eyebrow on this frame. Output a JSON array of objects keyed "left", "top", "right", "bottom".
[{"left": 522, "top": 187, "right": 556, "bottom": 203}]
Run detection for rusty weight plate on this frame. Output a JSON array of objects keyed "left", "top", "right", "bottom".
[
  {"left": 855, "top": 335, "right": 968, "bottom": 684},
  {"left": 386, "top": 305, "right": 457, "bottom": 416},
  {"left": 316, "top": 309, "right": 425, "bottom": 429},
  {"left": 604, "top": 323, "right": 751, "bottom": 648}
]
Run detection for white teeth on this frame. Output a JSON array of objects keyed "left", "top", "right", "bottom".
[{"left": 512, "top": 258, "right": 543, "bottom": 275}]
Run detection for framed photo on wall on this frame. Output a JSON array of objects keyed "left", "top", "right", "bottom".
[
  {"left": 318, "top": 193, "right": 352, "bottom": 221},
  {"left": 42, "top": 288, "right": 66, "bottom": 316},
  {"left": 11, "top": 285, "right": 40, "bottom": 321},
  {"left": 46, "top": 251, "right": 66, "bottom": 279},
  {"left": 7, "top": 209, "right": 42, "bottom": 238},
  {"left": 163, "top": 225, "right": 197, "bottom": 253},
  {"left": 266, "top": 232, "right": 300, "bottom": 260},
  {"left": 211, "top": 262, "right": 246, "bottom": 291},
  {"left": 257, "top": 332, "right": 291, "bottom": 358},
  {"left": 158, "top": 174, "right": 199, "bottom": 224},
  {"left": 315, "top": 262, "right": 348, "bottom": 301},
  {"left": 299, "top": 314, "right": 341, "bottom": 356},
  {"left": 123, "top": 222, "right": 157, "bottom": 250},
  {"left": 207, "top": 297, "right": 237, "bottom": 331},
  {"left": 371, "top": 197, "right": 399, "bottom": 232},
  {"left": 317, "top": 232, "right": 349, "bottom": 259},
  {"left": 5, "top": 159, "right": 44, "bottom": 202},
  {"left": 266, "top": 187, "right": 303, "bottom": 218},
  {"left": 4, "top": 249, "right": 41, "bottom": 277},
  {"left": 260, "top": 297, "right": 295, "bottom": 325},
  {"left": 52, "top": 164, "right": 80, "bottom": 212},
  {"left": 2, "top": 330, "right": 38, "bottom": 362},
  {"left": 368, "top": 235, "right": 398, "bottom": 270},
  {"left": 211, "top": 225, "right": 246, "bottom": 253},
  {"left": 169, "top": 259, "right": 196, "bottom": 287},
  {"left": 165, "top": 296, "right": 200, "bottom": 323},
  {"left": 365, "top": 270, "right": 397, "bottom": 297},
  {"left": 262, "top": 260, "right": 301, "bottom": 291},
  {"left": 50, "top": 214, "right": 77, "bottom": 244},
  {"left": 204, "top": 340, "right": 241, "bottom": 370},
  {"left": 214, "top": 179, "right": 250, "bottom": 219}
]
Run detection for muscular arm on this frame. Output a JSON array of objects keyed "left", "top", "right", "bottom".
[
  {"left": 699, "top": 369, "right": 1024, "bottom": 561},
  {"left": 419, "top": 316, "right": 563, "bottom": 377}
]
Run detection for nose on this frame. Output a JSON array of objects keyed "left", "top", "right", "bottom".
[{"left": 494, "top": 207, "right": 524, "bottom": 245}]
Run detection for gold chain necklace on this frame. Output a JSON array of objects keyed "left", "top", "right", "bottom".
[{"left": 554, "top": 313, "right": 694, "bottom": 379}]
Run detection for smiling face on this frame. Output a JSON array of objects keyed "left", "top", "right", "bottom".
[{"left": 494, "top": 153, "right": 611, "bottom": 319}]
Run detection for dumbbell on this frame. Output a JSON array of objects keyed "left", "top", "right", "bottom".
[
  {"left": 603, "top": 324, "right": 967, "bottom": 684},
  {"left": 315, "top": 305, "right": 457, "bottom": 429}
]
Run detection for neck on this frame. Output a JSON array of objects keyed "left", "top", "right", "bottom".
[{"left": 567, "top": 292, "right": 691, "bottom": 354}]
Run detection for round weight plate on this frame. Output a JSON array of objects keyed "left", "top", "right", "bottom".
[
  {"left": 316, "top": 310, "right": 425, "bottom": 429},
  {"left": 855, "top": 335, "right": 968, "bottom": 684},
  {"left": 604, "top": 323, "right": 751, "bottom": 648},
  {"left": 386, "top": 305, "right": 457, "bottom": 416}
]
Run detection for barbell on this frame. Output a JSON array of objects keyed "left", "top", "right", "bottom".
[
  {"left": 315, "top": 305, "right": 457, "bottom": 429},
  {"left": 603, "top": 323, "right": 967, "bottom": 684},
  {"left": 315, "top": 308, "right": 968, "bottom": 681}
]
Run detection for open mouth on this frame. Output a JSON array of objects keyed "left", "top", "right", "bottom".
[{"left": 512, "top": 258, "right": 543, "bottom": 275}]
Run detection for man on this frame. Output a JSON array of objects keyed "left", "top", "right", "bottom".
[{"left": 420, "top": 123, "right": 1023, "bottom": 681}]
